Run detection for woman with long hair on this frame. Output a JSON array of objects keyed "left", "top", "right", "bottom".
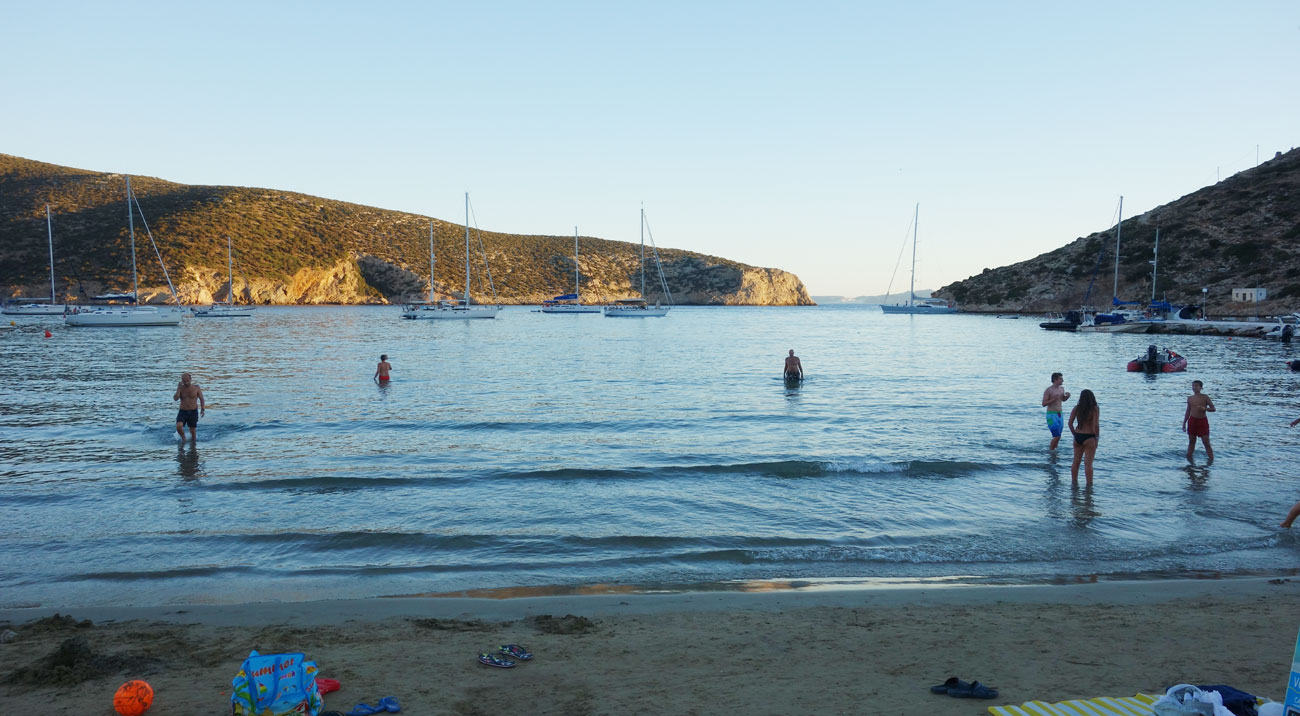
[{"left": 1068, "top": 389, "right": 1100, "bottom": 485}]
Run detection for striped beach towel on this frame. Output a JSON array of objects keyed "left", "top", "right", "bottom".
[{"left": 988, "top": 692, "right": 1159, "bottom": 716}]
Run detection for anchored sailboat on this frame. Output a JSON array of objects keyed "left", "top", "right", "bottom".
[
  {"left": 402, "top": 193, "right": 502, "bottom": 319},
  {"left": 65, "top": 176, "right": 184, "bottom": 327},
  {"left": 542, "top": 227, "right": 600, "bottom": 314},
  {"left": 2, "top": 205, "right": 66, "bottom": 315},
  {"left": 192, "top": 235, "right": 254, "bottom": 317},
  {"left": 880, "top": 204, "right": 956, "bottom": 314},
  {"left": 604, "top": 207, "right": 671, "bottom": 317}
]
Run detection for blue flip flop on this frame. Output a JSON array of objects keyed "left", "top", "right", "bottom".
[
  {"left": 930, "top": 677, "right": 969, "bottom": 695},
  {"left": 378, "top": 696, "right": 401, "bottom": 712},
  {"left": 346, "top": 705, "right": 384, "bottom": 716},
  {"left": 479, "top": 652, "right": 516, "bottom": 668},
  {"left": 499, "top": 644, "right": 533, "bottom": 660},
  {"left": 948, "top": 681, "right": 998, "bottom": 699}
]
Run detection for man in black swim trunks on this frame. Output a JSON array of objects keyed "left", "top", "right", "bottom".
[
  {"left": 173, "top": 373, "right": 205, "bottom": 442},
  {"left": 784, "top": 350, "right": 803, "bottom": 380}
]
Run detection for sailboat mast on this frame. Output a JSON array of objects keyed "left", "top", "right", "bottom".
[
  {"left": 127, "top": 176, "right": 139, "bottom": 303},
  {"left": 574, "top": 226, "right": 580, "bottom": 301},
  {"left": 464, "top": 193, "right": 472, "bottom": 307},
  {"left": 640, "top": 206, "right": 646, "bottom": 298},
  {"left": 226, "top": 235, "right": 234, "bottom": 303},
  {"left": 1112, "top": 195, "right": 1123, "bottom": 303},
  {"left": 46, "top": 205, "right": 55, "bottom": 304},
  {"left": 428, "top": 220, "right": 435, "bottom": 303},
  {"left": 908, "top": 203, "right": 918, "bottom": 307},
  {"left": 1151, "top": 226, "right": 1160, "bottom": 302}
]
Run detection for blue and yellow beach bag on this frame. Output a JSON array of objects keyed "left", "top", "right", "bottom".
[{"left": 230, "top": 650, "right": 323, "bottom": 716}]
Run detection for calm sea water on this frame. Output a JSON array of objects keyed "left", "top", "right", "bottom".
[{"left": 1, "top": 305, "right": 1298, "bottom": 607}]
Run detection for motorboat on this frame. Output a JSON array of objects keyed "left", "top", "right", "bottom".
[
  {"left": 1127, "top": 345, "right": 1187, "bottom": 373},
  {"left": 1040, "top": 310, "right": 1084, "bottom": 332}
]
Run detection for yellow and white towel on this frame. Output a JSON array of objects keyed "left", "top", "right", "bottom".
[{"left": 988, "top": 692, "right": 1159, "bottom": 716}]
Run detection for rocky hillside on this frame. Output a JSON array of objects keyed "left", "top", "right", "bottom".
[
  {"left": 938, "top": 148, "right": 1300, "bottom": 314},
  {"left": 0, "top": 155, "right": 813, "bottom": 306}
]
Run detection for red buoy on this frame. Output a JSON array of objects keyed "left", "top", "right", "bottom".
[{"left": 44, "top": 330, "right": 52, "bottom": 338}]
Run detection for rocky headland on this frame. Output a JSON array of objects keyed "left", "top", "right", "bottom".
[
  {"left": 938, "top": 147, "right": 1300, "bottom": 315},
  {"left": 0, "top": 155, "right": 813, "bottom": 306}
]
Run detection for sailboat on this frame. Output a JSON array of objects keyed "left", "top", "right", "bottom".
[
  {"left": 542, "top": 227, "right": 600, "bottom": 314},
  {"left": 401, "top": 193, "right": 502, "bottom": 319},
  {"left": 1077, "top": 196, "right": 1146, "bottom": 333},
  {"left": 880, "top": 204, "right": 956, "bottom": 314},
  {"left": 192, "top": 235, "right": 254, "bottom": 317},
  {"left": 2, "top": 206, "right": 66, "bottom": 315},
  {"left": 603, "top": 207, "right": 670, "bottom": 317},
  {"left": 65, "top": 176, "right": 184, "bottom": 327}
]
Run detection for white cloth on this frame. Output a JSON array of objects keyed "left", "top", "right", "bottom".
[{"left": 1152, "top": 684, "right": 1234, "bottom": 716}]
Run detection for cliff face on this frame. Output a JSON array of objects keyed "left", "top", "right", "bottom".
[
  {"left": 937, "top": 148, "right": 1300, "bottom": 314},
  {"left": 0, "top": 155, "right": 815, "bottom": 306}
]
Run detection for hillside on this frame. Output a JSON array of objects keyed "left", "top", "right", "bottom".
[
  {"left": 0, "top": 155, "right": 813, "bottom": 306},
  {"left": 938, "top": 148, "right": 1300, "bottom": 314}
]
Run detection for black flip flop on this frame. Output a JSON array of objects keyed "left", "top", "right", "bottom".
[
  {"left": 930, "top": 677, "right": 969, "bottom": 694},
  {"left": 949, "top": 680, "right": 998, "bottom": 699}
]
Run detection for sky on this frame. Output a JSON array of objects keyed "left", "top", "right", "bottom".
[{"left": 2, "top": 1, "right": 1297, "bottom": 296}]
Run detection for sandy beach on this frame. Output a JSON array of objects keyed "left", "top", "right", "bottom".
[{"left": 1, "top": 577, "right": 1296, "bottom": 715}]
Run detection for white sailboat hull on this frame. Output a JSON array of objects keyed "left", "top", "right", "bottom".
[
  {"left": 1077, "top": 322, "right": 1148, "bottom": 333},
  {"left": 541, "top": 304, "right": 600, "bottom": 314},
  {"left": 880, "top": 304, "right": 957, "bottom": 314},
  {"left": 402, "top": 305, "right": 501, "bottom": 320},
  {"left": 603, "top": 305, "right": 669, "bottom": 317},
  {"left": 65, "top": 306, "right": 184, "bottom": 326},
  {"left": 192, "top": 304, "right": 254, "bottom": 317},
  {"left": 2, "top": 303, "right": 66, "bottom": 315}
]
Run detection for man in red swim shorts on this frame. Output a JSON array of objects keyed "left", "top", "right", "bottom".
[
  {"left": 1182, "top": 379, "right": 1215, "bottom": 464},
  {"left": 374, "top": 354, "right": 392, "bottom": 383}
]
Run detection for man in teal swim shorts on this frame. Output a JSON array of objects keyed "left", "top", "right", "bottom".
[{"left": 1041, "top": 372, "right": 1071, "bottom": 450}]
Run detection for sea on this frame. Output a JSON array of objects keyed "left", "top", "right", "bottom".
[{"left": 1, "top": 304, "right": 1298, "bottom": 608}]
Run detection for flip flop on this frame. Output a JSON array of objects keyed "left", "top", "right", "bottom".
[
  {"left": 499, "top": 644, "right": 533, "bottom": 660},
  {"left": 478, "top": 652, "right": 516, "bottom": 668},
  {"left": 378, "top": 697, "right": 401, "bottom": 713},
  {"left": 949, "top": 681, "right": 999, "bottom": 699},
  {"left": 930, "top": 677, "right": 969, "bottom": 695},
  {"left": 346, "top": 705, "right": 384, "bottom": 716}
]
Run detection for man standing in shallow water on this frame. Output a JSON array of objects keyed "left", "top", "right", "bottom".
[
  {"left": 173, "top": 373, "right": 205, "bottom": 442},
  {"left": 1042, "top": 372, "right": 1071, "bottom": 450},
  {"left": 784, "top": 350, "right": 803, "bottom": 380},
  {"left": 1183, "top": 379, "right": 1215, "bottom": 463}
]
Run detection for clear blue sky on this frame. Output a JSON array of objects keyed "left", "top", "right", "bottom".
[{"left": 3, "top": 1, "right": 1296, "bottom": 296}]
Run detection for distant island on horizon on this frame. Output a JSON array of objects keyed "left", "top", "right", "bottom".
[{"left": 811, "top": 290, "right": 937, "bottom": 305}]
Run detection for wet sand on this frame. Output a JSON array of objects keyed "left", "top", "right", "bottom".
[{"left": 1, "top": 578, "right": 1296, "bottom": 715}]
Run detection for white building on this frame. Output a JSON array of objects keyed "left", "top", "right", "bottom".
[{"left": 1232, "top": 287, "right": 1268, "bottom": 302}]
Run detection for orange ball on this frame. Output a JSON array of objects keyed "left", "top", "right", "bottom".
[{"left": 113, "top": 680, "right": 154, "bottom": 716}]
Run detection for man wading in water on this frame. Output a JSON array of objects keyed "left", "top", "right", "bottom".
[
  {"left": 173, "top": 373, "right": 206, "bottom": 442},
  {"left": 784, "top": 350, "right": 803, "bottom": 381}
]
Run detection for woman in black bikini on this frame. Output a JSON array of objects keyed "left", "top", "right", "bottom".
[{"left": 1068, "top": 389, "right": 1099, "bottom": 486}]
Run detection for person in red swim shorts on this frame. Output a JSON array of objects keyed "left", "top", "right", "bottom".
[
  {"left": 1182, "top": 379, "right": 1215, "bottom": 464},
  {"left": 374, "top": 354, "right": 392, "bottom": 383}
]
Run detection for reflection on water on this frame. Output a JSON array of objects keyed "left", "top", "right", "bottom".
[
  {"left": 1070, "top": 485, "right": 1098, "bottom": 528},
  {"left": 176, "top": 444, "right": 202, "bottom": 480}
]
